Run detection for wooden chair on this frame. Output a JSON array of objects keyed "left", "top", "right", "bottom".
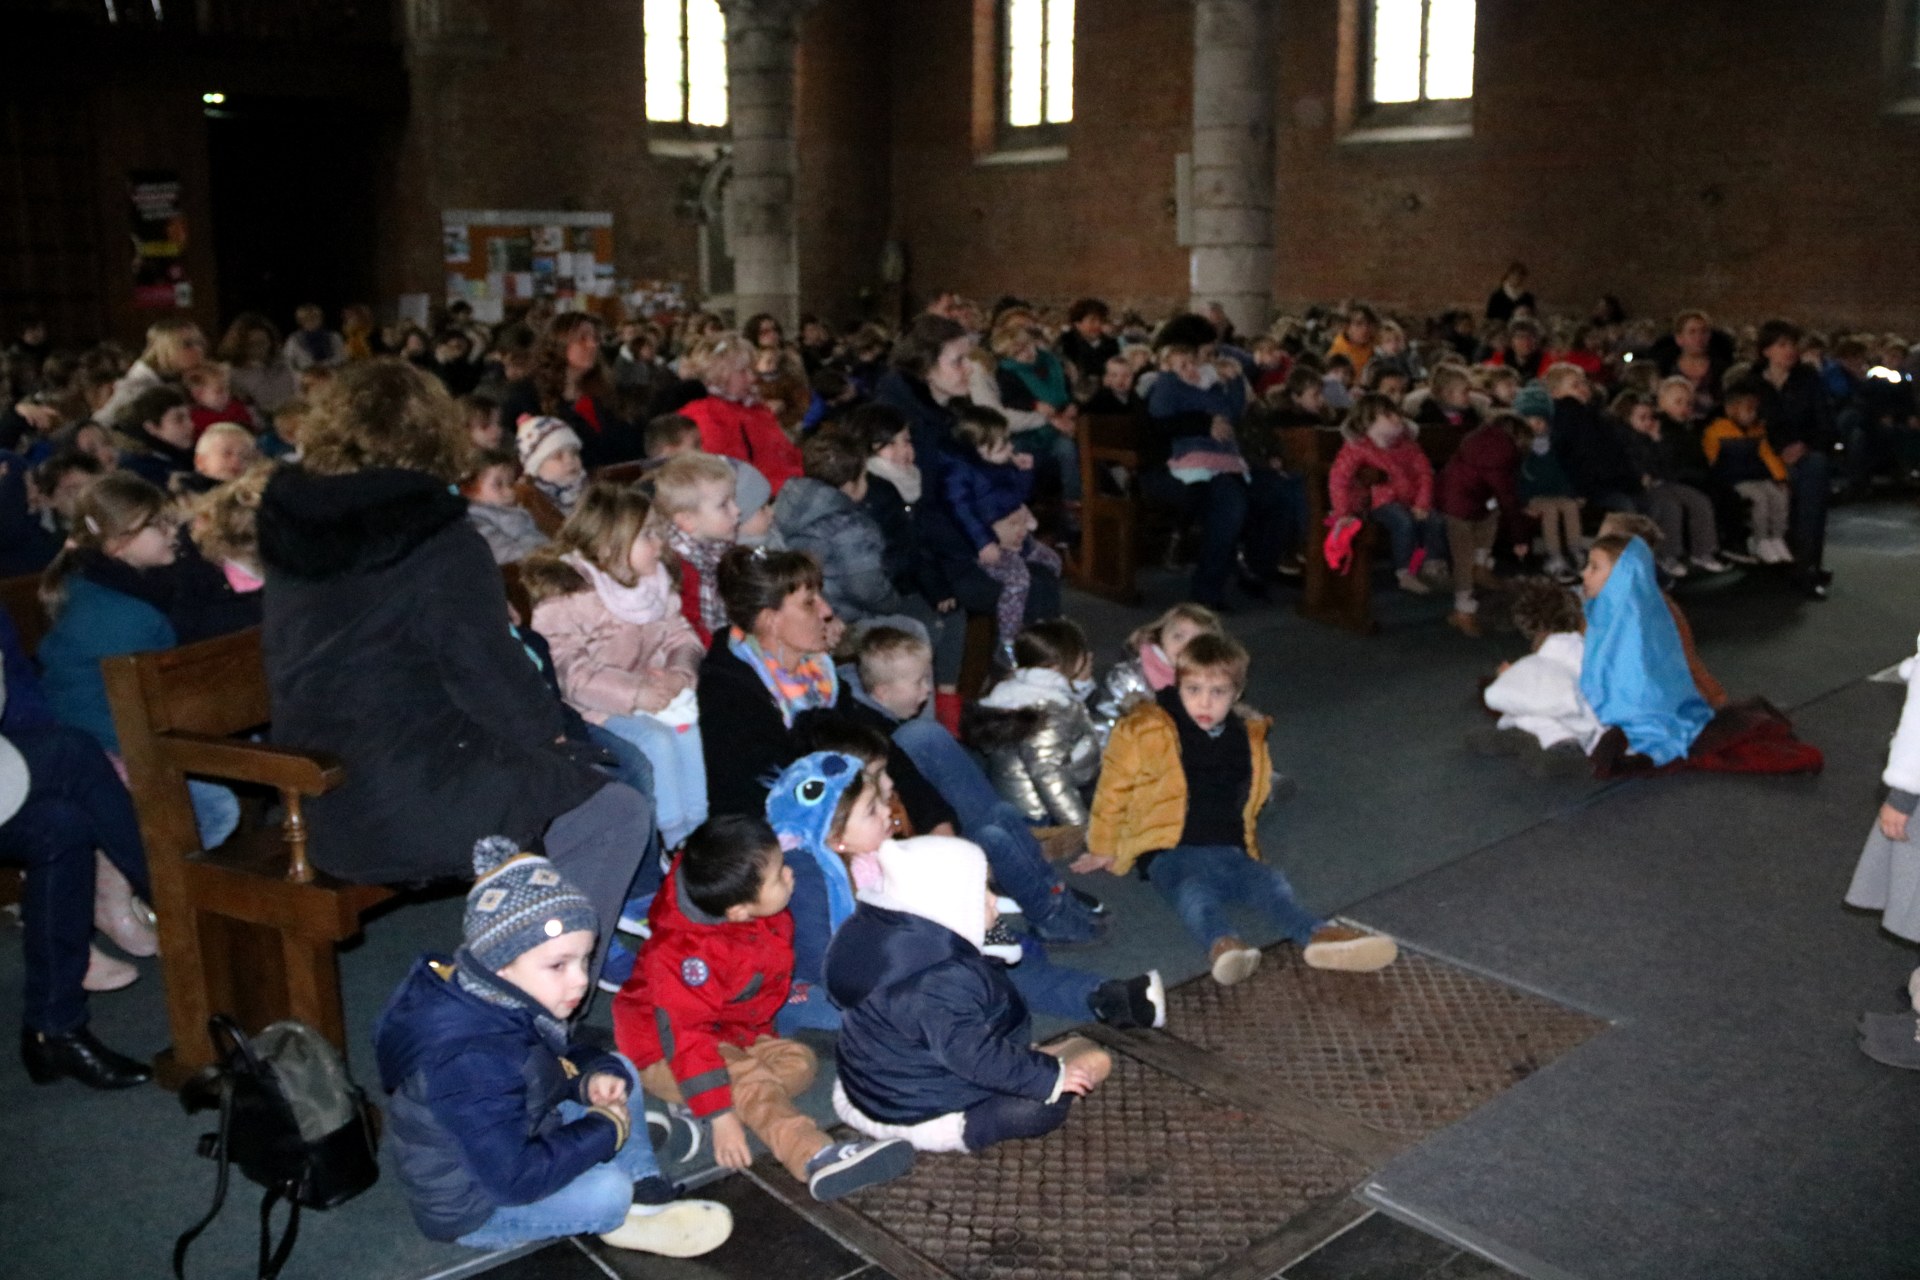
[
  {"left": 592, "top": 460, "right": 652, "bottom": 488},
  {"left": 1072, "top": 413, "right": 1146, "bottom": 604},
  {"left": 102, "top": 629, "right": 393, "bottom": 1087},
  {"left": 1285, "top": 420, "right": 1475, "bottom": 635},
  {"left": 515, "top": 479, "right": 566, "bottom": 536}
]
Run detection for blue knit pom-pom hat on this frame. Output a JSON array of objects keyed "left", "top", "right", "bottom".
[{"left": 463, "top": 835, "right": 598, "bottom": 971}]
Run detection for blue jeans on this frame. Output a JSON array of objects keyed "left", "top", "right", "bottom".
[
  {"left": 1370, "top": 502, "right": 1447, "bottom": 571},
  {"left": 892, "top": 721, "right": 1066, "bottom": 922},
  {"left": 455, "top": 1092, "right": 664, "bottom": 1247},
  {"left": 600, "top": 714, "right": 707, "bottom": 850},
  {"left": 1004, "top": 937, "right": 1102, "bottom": 1019},
  {"left": 962, "top": 1092, "right": 1073, "bottom": 1152},
  {"left": 188, "top": 781, "right": 240, "bottom": 850},
  {"left": 0, "top": 725, "right": 150, "bottom": 1033},
  {"left": 1144, "top": 845, "right": 1321, "bottom": 950},
  {"left": 774, "top": 980, "right": 840, "bottom": 1035}
]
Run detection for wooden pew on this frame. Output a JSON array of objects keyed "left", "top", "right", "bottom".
[
  {"left": 1284, "top": 420, "right": 1474, "bottom": 635},
  {"left": 1072, "top": 413, "right": 1147, "bottom": 604},
  {"left": 515, "top": 479, "right": 566, "bottom": 536},
  {"left": 102, "top": 629, "right": 393, "bottom": 1087}
]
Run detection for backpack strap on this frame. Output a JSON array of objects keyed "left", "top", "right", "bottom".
[
  {"left": 172, "top": 1075, "right": 234, "bottom": 1280},
  {"left": 257, "top": 1187, "right": 302, "bottom": 1280}
]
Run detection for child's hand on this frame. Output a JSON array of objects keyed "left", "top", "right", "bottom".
[
  {"left": 1069, "top": 852, "right": 1115, "bottom": 875},
  {"left": 978, "top": 542, "right": 1003, "bottom": 566},
  {"left": 711, "top": 1112, "right": 752, "bottom": 1169},
  {"left": 1882, "top": 802, "right": 1910, "bottom": 842},
  {"left": 936, "top": 597, "right": 958, "bottom": 613},
  {"left": 1061, "top": 1060, "right": 1103, "bottom": 1095},
  {"left": 586, "top": 1071, "right": 628, "bottom": 1108},
  {"left": 1411, "top": 506, "right": 1430, "bottom": 521},
  {"left": 1209, "top": 416, "right": 1235, "bottom": 443},
  {"left": 1013, "top": 452, "right": 1035, "bottom": 471},
  {"left": 1497, "top": 661, "right": 1513, "bottom": 675}
]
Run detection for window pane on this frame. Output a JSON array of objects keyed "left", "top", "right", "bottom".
[
  {"left": 1044, "top": 0, "right": 1074, "bottom": 123},
  {"left": 686, "top": 0, "right": 729, "bottom": 127},
  {"left": 643, "top": 0, "right": 685, "bottom": 122},
  {"left": 1424, "top": 0, "right": 1476, "bottom": 100},
  {"left": 1370, "top": 0, "right": 1422, "bottom": 104},
  {"left": 1006, "top": 0, "right": 1044, "bottom": 127}
]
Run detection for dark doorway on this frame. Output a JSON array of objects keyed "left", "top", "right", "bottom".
[{"left": 205, "top": 94, "right": 384, "bottom": 333}]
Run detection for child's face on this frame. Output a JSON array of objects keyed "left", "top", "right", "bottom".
[
  {"left": 1160, "top": 617, "right": 1208, "bottom": 662},
  {"left": 675, "top": 481, "right": 740, "bottom": 541},
  {"left": 1252, "top": 343, "right": 1283, "bottom": 369},
  {"left": 1327, "top": 366, "right": 1354, "bottom": 388},
  {"left": 653, "top": 433, "right": 696, "bottom": 459},
  {"left": 1526, "top": 415, "right": 1550, "bottom": 437},
  {"left": 1581, "top": 547, "right": 1616, "bottom": 599},
  {"left": 833, "top": 783, "right": 893, "bottom": 859},
  {"left": 536, "top": 445, "right": 584, "bottom": 485},
  {"left": 110, "top": 516, "right": 178, "bottom": 569},
  {"left": 1627, "top": 404, "right": 1657, "bottom": 435},
  {"left": 984, "top": 887, "right": 1000, "bottom": 933},
  {"left": 1102, "top": 360, "right": 1133, "bottom": 394},
  {"left": 627, "top": 526, "right": 664, "bottom": 579},
  {"left": 469, "top": 411, "right": 504, "bottom": 451},
  {"left": 738, "top": 502, "right": 775, "bottom": 541},
  {"left": 74, "top": 424, "right": 116, "bottom": 467},
  {"left": 869, "top": 652, "right": 933, "bottom": 720},
  {"left": 1510, "top": 330, "right": 1540, "bottom": 357},
  {"left": 981, "top": 435, "right": 1014, "bottom": 466},
  {"left": 1490, "top": 379, "right": 1518, "bottom": 406},
  {"left": 726, "top": 853, "right": 795, "bottom": 922},
  {"left": 875, "top": 428, "right": 915, "bottom": 468},
  {"left": 1437, "top": 380, "right": 1470, "bottom": 410},
  {"left": 1728, "top": 399, "right": 1758, "bottom": 428},
  {"left": 153, "top": 405, "right": 196, "bottom": 449},
  {"left": 1375, "top": 374, "right": 1409, "bottom": 401},
  {"left": 1177, "top": 667, "right": 1237, "bottom": 731},
  {"left": 1297, "top": 384, "right": 1326, "bottom": 413},
  {"left": 1166, "top": 351, "right": 1200, "bottom": 383},
  {"left": 1656, "top": 384, "right": 1691, "bottom": 419},
  {"left": 1555, "top": 378, "right": 1591, "bottom": 405},
  {"left": 1345, "top": 316, "right": 1374, "bottom": 345},
  {"left": 197, "top": 434, "right": 256, "bottom": 481},
  {"left": 189, "top": 380, "right": 228, "bottom": 410},
  {"left": 48, "top": 469, "right": 93, "bottom": 520},
  {"left": 471, "top": 465, "right": 518, "bottom": 507},
  {"left": 496, "top": 928, "right": 595, "bottom": 1021}
]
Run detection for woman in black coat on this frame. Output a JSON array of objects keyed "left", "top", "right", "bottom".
[
  {"left": 257, "top": 359, "right": 647, "bottom": 952},
  {"left": 697, "top": 546, "right": 839, "bottom": 819}
]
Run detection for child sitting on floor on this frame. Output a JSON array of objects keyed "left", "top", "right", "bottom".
[
  {"left": 1470, "top": 578, "right": 1600, "bottom": 777},
  {"left": 825, "top": 837, "right": 1118, "bottom": 1154},
  {"left": 1082, "top": 632, "right": 1397, "bottom": 985},
  {"left": 760, "top": 750, "right": 875, "bottom": 1033},
  {"left": 518, "top": 414, "right": 587, "bottom": 516},
  {"left": 968, "top": 618, "right": 1101, "bottom": 829},
  {"left": 1597, "top": 511, "right": 1728, "bottom": 709},
  {"left": 655, "top": 452, "right": 740, "bottom": 644},
  {"left": 1702, "top": 387, "right": 1792, "bottom": 564},
  {"left": 1579, "top": 534, "right": 1713, "bottom": 768},
  {"left": 1090, "top": 602, "right": 1222, "bottom": 748},
  {"left": 1328, "top": 393, "right": 1446, "bottom": 595},
  {"left": 613, "top": 815, "right": 915, "bottom": 1200},
  {"left": 374, "top": 836, "right": 732, "bottom": 1257},
  {"left": 524, "top": 482, "right": 708, "bottom": 848},
  {"left": 943, "top": 405, "right": 1062, "bottom": 654},
  {"left": 462, "top": 447, "right": 550, "bottom": 565}
]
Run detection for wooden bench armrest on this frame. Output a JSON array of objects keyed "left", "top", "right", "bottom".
[
  {"left": 1088, "top": 445, "right": 1141, "bottom": 467},
  {"left": 161, "top": 733, "right": 344, "bottom": 796}
]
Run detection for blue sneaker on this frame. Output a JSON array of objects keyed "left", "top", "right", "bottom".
[
  {"left": 1030, "top": 898, "right": 1108, "bottom": 946},
  {"left": 597, "top": 936, "right": 638, "bottom": 994},
  {"left": 805, "top": 1138, "right": 915, "bottom": 1201}
]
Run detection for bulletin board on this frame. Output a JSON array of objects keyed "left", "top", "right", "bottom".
[{"left": 442, "top": 209, "right": 617, "bottom": 323}]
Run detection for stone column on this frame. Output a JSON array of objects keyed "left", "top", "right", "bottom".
[
  {"left": 1188, "top": 0, "right": 1276, "bottom": 337},
  {"left": 717, "top": 0, "right": 816, "bottom": 330}
]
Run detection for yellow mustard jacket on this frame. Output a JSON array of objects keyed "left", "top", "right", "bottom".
[{"left": 1087, "top": 701, "right": 1272, "bottom": 876}]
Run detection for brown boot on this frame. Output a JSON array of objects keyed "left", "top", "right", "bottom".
[
  {"left": 1302, "top": 924, "right": 1398, "bottom": 972},
  {"left": 1208, "top": 936, "right": 1262, "bottom": 986}
]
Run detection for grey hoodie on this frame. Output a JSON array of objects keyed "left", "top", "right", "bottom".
[{"left": 772, "top": 476, "right": 901, "bottom": 622}]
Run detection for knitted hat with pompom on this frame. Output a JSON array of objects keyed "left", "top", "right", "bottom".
[{"left": 463, "top": 835, "right": 597, "bottom": 971}]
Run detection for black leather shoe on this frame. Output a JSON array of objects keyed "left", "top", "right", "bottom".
[{"left": 21, "top": 1026, "right": 153, "bottom": 1090}]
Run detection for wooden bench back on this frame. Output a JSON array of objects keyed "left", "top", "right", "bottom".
[
  {"left": 515, "top": 479, "right": 567, "bottom": 536},
  {"left": 1074, "top": 413, "right": 1147, "bottom": 603},
  {"left": 0, "top": 573, "right": 49, "bottom": 656}
]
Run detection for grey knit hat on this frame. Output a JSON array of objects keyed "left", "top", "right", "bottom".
[{"left": 464, "top": 836, "right": 598, "bottom": 971}]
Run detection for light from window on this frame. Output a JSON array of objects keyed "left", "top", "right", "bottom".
[
  {"left": 1370, "top": 0, "right": 1475, "bottom": 105},
  {"left": 1005, "top": 0, "right": 1074, "bottom": 128},
  {"left": 645, "top": 0, "right": 729, "bottom": 128}
]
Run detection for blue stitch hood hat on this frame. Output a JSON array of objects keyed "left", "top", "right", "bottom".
[{"left": 765, "top": 751, "right": 864, "bottom": 926}]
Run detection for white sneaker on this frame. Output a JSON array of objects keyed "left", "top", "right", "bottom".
[
  {"left": 1769, "top": 538, "right": 1795, "bottom": 564},
  {"left": 599, "top": 1199, "right": 733, "bottom": 1257},
  {"left": 1748, "top": 535, "right": 1768, "bottom": 562},
  {"left": 1542, "top": 554, "right": 1572, "bottom": 579},
  {"left": 993, "top": 895, "right": 1022, "bottom": 916},
  {"left": 1690, "top": 554, "right": 1730, "bottom": 573},
  {"left": 1396, "top": 569, "right": 1432, "bottom": 595},
  {"left": 1419, "top": 557, "right": 1451, "bottom": 583},
  {"left": 1658, "top": 557, "right": 1689, "bottom": 579}
]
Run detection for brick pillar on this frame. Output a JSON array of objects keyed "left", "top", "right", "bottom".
[
  {"left": 718, "top": 0, "right": 817, "bottom": 330},
  {"left": 1188, "top": 0, "right": 1275, "bottom": 337}
]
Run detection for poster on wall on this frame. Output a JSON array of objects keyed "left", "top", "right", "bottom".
[
  {"left": 441, "top": 210, "right": 618, "bottom": 322},
  {"left": 128, "top": 169, "right": 191, "bottom": 310}
]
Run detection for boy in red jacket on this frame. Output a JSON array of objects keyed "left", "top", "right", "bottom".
[{"left": 613, "top": 814, "right": 913, "bottom": 1201}]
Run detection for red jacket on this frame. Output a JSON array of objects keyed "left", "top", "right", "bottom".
[
  {"left": 1436, "top": 421, "right": 1521, "bottom": 526},
  {"left": 677, "top": 560, "right": 712, "bottom": 647},
  {"left": 681, "top": 396, "right": 802, "bottom": 494},
  {"left": 612, "top": 856, "right": 794, "bottom": 1118},
  {"left": 189, "top": 397, "right": 258, "bottom": 437},
  {"left": 1328, "top": 429, "right": 1433, "bottom": 521}
]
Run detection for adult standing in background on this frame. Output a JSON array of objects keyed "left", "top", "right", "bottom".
[{"left": 1486, "top": 263, "right": 1537, "bottom": 322}]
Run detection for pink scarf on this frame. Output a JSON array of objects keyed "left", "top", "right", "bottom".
[
  {"left": 564, "top": 553, "right": 673, "bottom": 626},
  {"left": 1140, "top": 642, "right": 1177, "bottom": 691}
]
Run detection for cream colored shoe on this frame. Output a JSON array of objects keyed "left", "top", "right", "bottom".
[
  {"left": 1302, "top": 924, "right": 1398, "bottom": 972},
  {"left": 94, "top": 851, "right": 158, "bottom": 958},
  {"left": 1208, "top": 936, "right": 1262, "bottom": 986},
  {"left": 598, "top": 1199, "right": 733, "bottom": 1257}
]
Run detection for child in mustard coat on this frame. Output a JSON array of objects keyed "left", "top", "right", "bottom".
[{"left": 1080, "top": 632, "right": 1398, "bottom": 986}]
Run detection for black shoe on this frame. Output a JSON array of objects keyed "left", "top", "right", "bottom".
[
  {"left": 1792, "top": 569, "right": 1829, "bottom": 600},
  {"left": 21, "top": 1026, "right": 152, "bottom": 1090},
  {"left": 1089, "top": 970, "right": 1166, "bottom": 1030},
  {"left": 1067, "top": 886, "right": 1108, "bottom": 917}
]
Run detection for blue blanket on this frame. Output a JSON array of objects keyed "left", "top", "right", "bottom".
[{"left": 1580, "top": 538, "right": 1711, "bottom": 765}]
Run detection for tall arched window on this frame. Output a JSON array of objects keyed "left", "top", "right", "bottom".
[{"left": 645, "top": 0, "right": 729, "bottom": 130}]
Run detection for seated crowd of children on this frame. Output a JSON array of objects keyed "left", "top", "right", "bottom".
[{"left": 0, "top": 291, "right": 1904, "bottom": 1260}]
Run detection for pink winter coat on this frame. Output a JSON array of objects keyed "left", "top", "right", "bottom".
[
  {"left": 1328, "top": 428, "right": 1434, "bottom": 521},
  {"left": 531, "top": 587, "right": 704, "bottom": 723}
]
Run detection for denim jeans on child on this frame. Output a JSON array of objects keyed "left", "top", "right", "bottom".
[
  {"left": 599, "top": 714, "right": 708, "bottom": 850},
  {"left": 0, "top": 725, "right": 152, "bottom": 1034},
  {"left": 455, "top": 1092, "right": 666, "bottom": 1247},
  {"left": 1370, "top": 502, "right": 1448, "bottom": 572},
  {"left": 892, "top": 720, "right": 1069, "bottom": 921},
  {"left": 1144, "top": 845, "right": 1321, "bottom": 950},
  {"left": 961, "top": 1092, "right": 1074, "bottom": 1152},
  {"left": 1003, "top": 936, "right": 1102, "bottom": 1019}
]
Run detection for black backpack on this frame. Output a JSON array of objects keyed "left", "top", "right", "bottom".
[{"left": 174, "top": 1016, "right": 382, "bottom": 1280}]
